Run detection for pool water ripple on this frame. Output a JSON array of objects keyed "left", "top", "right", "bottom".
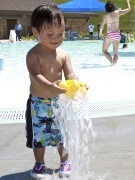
[{"left": 0, "top": 41, "right": 135, "bottom": 110}]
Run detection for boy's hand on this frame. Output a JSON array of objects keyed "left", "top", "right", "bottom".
[{"left": 51, "top": 80, "right": 67, "bottom": 95}]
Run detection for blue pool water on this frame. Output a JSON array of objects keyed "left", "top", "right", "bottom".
[{"left": 0, "top": 41, "right": 135, "bottom": 108}]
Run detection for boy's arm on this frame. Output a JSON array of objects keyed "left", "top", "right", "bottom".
[
  {"left": 63, "top": 51, "right": 89, "bottom": 90},
  {"left": 119, "top": 0, "right": 131, "bottom": 16},
  {"left": 63, "top": 52, "right": 78, "bottom": 80},
  {"left": 26, "top": 51, "right": 52, "bottom": 88}
]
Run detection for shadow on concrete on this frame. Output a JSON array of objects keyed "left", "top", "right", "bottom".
[
  {"left": 0, "top": 168, "right": 59, "bottom": 180},
  {"left": 0, "top": 170, "right": 31, "bottom": 180}
]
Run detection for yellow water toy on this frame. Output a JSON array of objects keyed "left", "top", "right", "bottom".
[{"left": 59, "top": 80, "right": 87, "bottom": 98}]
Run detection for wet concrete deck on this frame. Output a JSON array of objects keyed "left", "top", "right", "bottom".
[{"left": 0, "top": 115, "right": 135, "bottom": 180}]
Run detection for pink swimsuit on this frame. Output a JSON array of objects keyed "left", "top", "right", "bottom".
[
  {"left": 107, "top": 31, "right": 121, "bottom": 41},
  {"left": 106, "top": 21, "right": 120, "bottom": 41}
]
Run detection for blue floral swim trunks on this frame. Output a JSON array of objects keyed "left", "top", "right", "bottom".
[{"left": 26, "top": 95, "right": 62, "bottom": 148}]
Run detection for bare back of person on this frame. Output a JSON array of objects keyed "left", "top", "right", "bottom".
[
  {"left": 105, "top": 11, "right": 120, "bottom": 32},
  {"left": 28, "top": 44, "right": 66, "bottom": 98}
]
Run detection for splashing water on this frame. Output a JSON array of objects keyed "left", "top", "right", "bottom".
[{"left": 53, "top": 92, "right": 96, "bottom": 179}]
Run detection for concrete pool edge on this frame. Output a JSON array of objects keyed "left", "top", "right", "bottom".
[{"left": 0, "top": 99, "right": 135, "bottom": 124}]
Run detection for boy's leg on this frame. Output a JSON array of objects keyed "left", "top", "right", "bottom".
[
  {"left": 33, "top": 147, "right": 45, "bottom": 163},
  {"left": 58, "top": 145, "right": 71, "bottom": 177},
  {"left": 26, "top": 95, "right": 46, "bottom": 178},
  {"left": 31, "top": 148, "right": 46, "bottom": 178},
  {"left": 57, "top": 145, "right": 68, "bottom": 162}
]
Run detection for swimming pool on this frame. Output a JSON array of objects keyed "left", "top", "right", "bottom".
[{"left": 0, "top": 41, "right": 135, "bottom": 111}]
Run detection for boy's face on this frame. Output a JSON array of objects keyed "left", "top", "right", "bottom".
[{"left": 33, "top": 18, "right": 65, "bottom": 50}]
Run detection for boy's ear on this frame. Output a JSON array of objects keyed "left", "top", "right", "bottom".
[{"left": 32, "top": 27, "right": 38, "bottom": 37}]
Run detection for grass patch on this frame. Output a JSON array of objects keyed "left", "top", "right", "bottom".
[
  {"left": 21, "top": 35, "right": 36, "bottom": 41},
  {"left": 52, "top": 0, "right": 71, "bottom": 4}
]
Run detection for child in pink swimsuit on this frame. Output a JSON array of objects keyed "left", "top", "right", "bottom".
[{"left": 99, "top": 0, "right": 131, "bottom": 65}]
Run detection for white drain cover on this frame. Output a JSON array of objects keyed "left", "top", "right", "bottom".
[{"left": 0, "top": 100, "right": 135, "bottom": 123}]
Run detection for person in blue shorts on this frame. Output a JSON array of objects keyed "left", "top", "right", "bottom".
[{"left": 25, "top": 3, "right": 78, "bottom": 179}]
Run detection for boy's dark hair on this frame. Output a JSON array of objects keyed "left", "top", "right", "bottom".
[
  {"left": 105, "top": 1, "right": 115, "bottom": 12},
  {"left": 31, "top": 3, "right": 64, "bottom": 33}
]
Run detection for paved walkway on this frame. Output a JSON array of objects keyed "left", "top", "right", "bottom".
[{"left": 0, "top": 115, "right": 135, "bottom": 180}]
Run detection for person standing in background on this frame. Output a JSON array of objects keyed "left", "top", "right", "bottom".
[
  {"left": 99, "top": 0, "right": 131, "bottom": 65},
  {"left": 126, "top": 31, "right": 130, "bottom": 42},
  {"left": 14, "top": 21, "right": 22, "bottom": 41},
  {"left": 97, "top": 22, "right": 101, "bottom": 39},
  {"left": 88, "top": 22, "right": 94, "bottom": 39}
]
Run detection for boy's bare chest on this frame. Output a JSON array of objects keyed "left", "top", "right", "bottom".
[{"left": 40, "top": 58, "right": 62, "bottom": 74}]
